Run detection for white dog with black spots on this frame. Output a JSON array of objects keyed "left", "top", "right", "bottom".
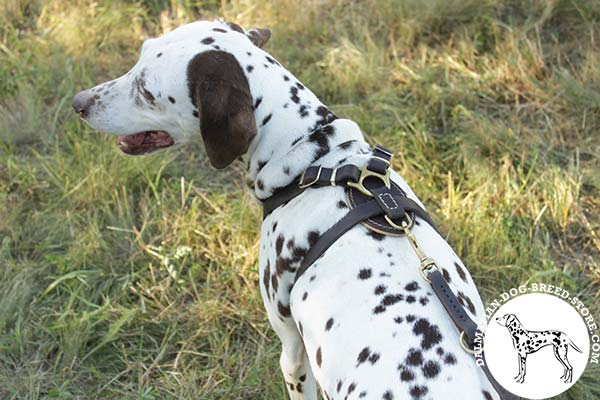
[{"left": 72, "top": 20, "right": 500, "bottom": 400}]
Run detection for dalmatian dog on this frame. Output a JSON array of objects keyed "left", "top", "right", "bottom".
[
  {"left": 496, "top": 313, "right": 582, "bottom": 384},
  {"left": 72, "top": 20, "right": 501, "bottom": 400}
]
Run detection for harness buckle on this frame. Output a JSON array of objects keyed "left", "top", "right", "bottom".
[
  {"left": 346, "top": 164, "right": 391, "bottom": 197},
  {"left": 299, "top": 166, "right": 322, "bottom": 189}
]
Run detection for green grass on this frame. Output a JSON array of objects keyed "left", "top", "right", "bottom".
[{"left": 1, "top": 0, "right": 599, "bottom": 398}]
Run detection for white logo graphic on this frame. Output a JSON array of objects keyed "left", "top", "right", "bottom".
[{"left": 484, "top": 293, "right": 590, "bottom": 399}]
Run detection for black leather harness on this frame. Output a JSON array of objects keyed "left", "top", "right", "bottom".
[{"left": 262, "top": 145, "right": 519, "bottom": 400}]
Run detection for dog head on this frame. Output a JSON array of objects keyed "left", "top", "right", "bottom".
[
  {"left": 72, "top": 20, "right": 271, "bottom": 169},
  {"left": 496, "top": 313, "right": 520, "bottom": 328}
]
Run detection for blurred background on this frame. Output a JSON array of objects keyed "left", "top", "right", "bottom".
[{"left": 0, "top": 0, "right": 599, "bottom": 398}]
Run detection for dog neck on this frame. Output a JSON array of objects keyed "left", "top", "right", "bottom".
[{"left": 239, "top": 51, "right": 370, "bottom": 200}]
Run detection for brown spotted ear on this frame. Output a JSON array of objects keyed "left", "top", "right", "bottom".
[
  {"left": 246, "top": 27, "right": 271, "bottom": 48},
  {"left": 187, "top": 50, "right": 256, "bottom": 169}
]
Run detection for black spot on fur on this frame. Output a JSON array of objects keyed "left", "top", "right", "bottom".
[
  {"left": 419, "top": 297, "right": 429, "bottom": 306},
  {"left": 375, "top": 285, "right": 387, "bottom": 295},
  {"left": 422, "top": 360, "right": 440, "bottom": 378},
  {"left": 405, "top": 281, "right": 420, "bottom": 291},
  {"left": 444, "top": 353, "right": 457, "bottom": 365},
  {"left": 373, "top": 305, "right": 386, "bottom": 314},
  {"left": 308, "top": 230, "right": 320, "bottom": 246},
  {"left": 192, "top": 110, "right": 199, "bottom": 118},
  {"left": 337, "top": 380, "right": 343, "bottom": 392},
  {"left": 347, "top": 383, "right": 356, "bottom": 395},
  {"left": 357, "top": 347, "right": 370, "bottom": 366},
  {"left": 441, "top": 268, "right": 451, "bottom": 282},
  {"left": 256, "top": 179, "right": 264, "bottom": 190},
  {"left": 314, "top": 105, "right": 337, "bottom": 127},
  {"left": 290, "top": 86, "right": 300, "bottom": 103},
  {"left": 458, "top": 291, "right": 477, "bottom": 315},
  {"left": 369, "top": 353, "right": 380, "bottom": 364},
  {"left": 337, "top": 200, "right": 348, "bottom": 209},
  {"left": 283, "top": 166, "right": 290, "bottom": 175},
  {"left": 366, "top": 230, "right": 386, "bottom": 241},
  {"left": 201, "top": 37, "right": 215, "bottom": 45},
  {"left": 254, "top": 96, "right": 262, "bottom": 109},
  {"left": 246, "top": 65, "right": 254, "bottom": 73},
  {"left": 454, "top": 262, "right": 467, "bottom": 282},
  {"left": 325, "top": 318, "right": 334, "bottom": 331},
  {"left": 261, "top": 113, "right": 272, "bottom": 126},
  {"left": 400, "top": 365, "right": 415, "bottom": 381},
  {"left": 168, "top": 96, "right": 176, "bottom": 104},
  {"left": 482, "top": 390, "right": 494, "bottom": 400},
  {"left": 296, "top": 82, "right": 305, "bottom": 90},
  {"left": 302, "top": 292, "right": 308, "bottom": 301},
  {"left": 382, "top": 294, "right": 403, "bottom": 306},
  {"left": 394, "top": 316, "right": 404, "bottom": 324},
  {"left": 283, "top": 75, "right": 290, "bottom": 81},
  {"left": 299, "top": 104, "right": 309, "bottom": 117},
  {"left": 271, "top": 221, "right": 278, "bottom": 232},
  {"left": 406, "top": 295, "right": 416, "bottom": 303},
  {"left": 406, "top": 348, "right": 423, "bottom": 366},
  {"left": 358, "top": 268, "right": 372, "bottom": 280},
  {"left": 278, "top": 301, "right": 291, "bottom": 318},
  {"left": 213, "top": 28, "right": 228, "bottom": 33},
  {"left": 409, "top": 385, "right": 428, "bottom": 399},
  {"left": 316, "top": 347, "right": 322, "bottom": 367},
  {"left": 262, "top": 260, "right": 271, "bottom": 294},
  {"left": 406, "top": 314, "right": 416, "bottom": 323},
  {"left": 276, "top": 234, "right": 284, "bottom": 255},
  {"left": 265, "top": 55, "right": 277, "bottom": 64},
  {"left": 383, "top": 390, "right": 394, "bottom": 400},
  {"left": 156, "top": 52, "right": 162, "bottom": 58},
  {"left": 257, "top": 160, "right": 267, "bottom": 172},
  {"left": 413, "top": 319, "right": 443, "bottom": 350}
]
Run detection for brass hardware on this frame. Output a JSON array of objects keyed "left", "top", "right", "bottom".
[
  {"left": 299, "top": 166, "right": 322, "bottom": 189},
  {"left": 330, "top": 168, "right": 337, "bottom": 186},
  {"left": 398, "top": 218, "right": 438, "bottom": 284},
  {"left": 346, "top": 164, "right": 391, "bottom": 197}
]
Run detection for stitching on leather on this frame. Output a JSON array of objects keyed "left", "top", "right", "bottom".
[
  {"left": 378, "top": 193, "right": 398, "bottom": 210},
  {"left": 348, "top": 185, "right": 400, "bottom": 232}
]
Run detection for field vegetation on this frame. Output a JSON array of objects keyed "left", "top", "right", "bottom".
[{"left": 1, "top": 0, "right": 599, "bottom": 398}]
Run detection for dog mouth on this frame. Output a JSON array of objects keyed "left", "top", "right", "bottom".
[{"left": 117, "top": 131, "right": 175, "bottom": 155}]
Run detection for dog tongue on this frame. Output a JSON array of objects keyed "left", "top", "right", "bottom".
[
  {"left": 117, "top": 131, "right": 174, "bottom": 155},
  {"left": 118, "top": 132, "right": 146, "bottom": 146}
]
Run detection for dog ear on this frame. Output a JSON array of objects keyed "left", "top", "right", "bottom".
[
  {"left": 246, "top": 27, "right": 271, "bottom": 48},
  {"left": 187, "top": 50, "right": 257, "bottom": 169},
  {"left": 225, "top": 22, "right": 271, "bottom": 48}
]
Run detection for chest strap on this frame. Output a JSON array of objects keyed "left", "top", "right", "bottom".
[{"left": 261, "top": 145, "right": 520, "bottom": 400}]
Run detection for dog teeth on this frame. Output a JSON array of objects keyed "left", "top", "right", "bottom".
[{"left": 119, "top": 141, "right": 129, "bottom": 147}]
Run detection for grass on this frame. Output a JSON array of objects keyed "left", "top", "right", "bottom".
[{"left": 0, "top": 0, "right": 599, "bottom": 398}]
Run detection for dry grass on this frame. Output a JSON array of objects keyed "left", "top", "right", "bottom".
[{"left": 0, "top": 0, "right": 599, "bottom": 398}]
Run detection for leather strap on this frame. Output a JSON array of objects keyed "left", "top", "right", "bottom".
[
  {"left": 262, "top": 165, "right": 362, "bottom": 218},
  {"left": 294, "top": 199, "right": 383, "bottom": 282},
  {"left": 294, "top": 195, "right": 437, "bottom": 283},
  {"left": 428, "top": 271, "right": 520, "bottom": 399}
]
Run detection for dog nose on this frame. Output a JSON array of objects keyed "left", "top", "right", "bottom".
[{"left": 72, "top": 90, "right": 95, "bottom": 118}]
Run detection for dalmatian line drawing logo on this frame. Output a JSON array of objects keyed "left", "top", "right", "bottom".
[{"left": 495, "top": 313, "right": 583, "bottom": 384}]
